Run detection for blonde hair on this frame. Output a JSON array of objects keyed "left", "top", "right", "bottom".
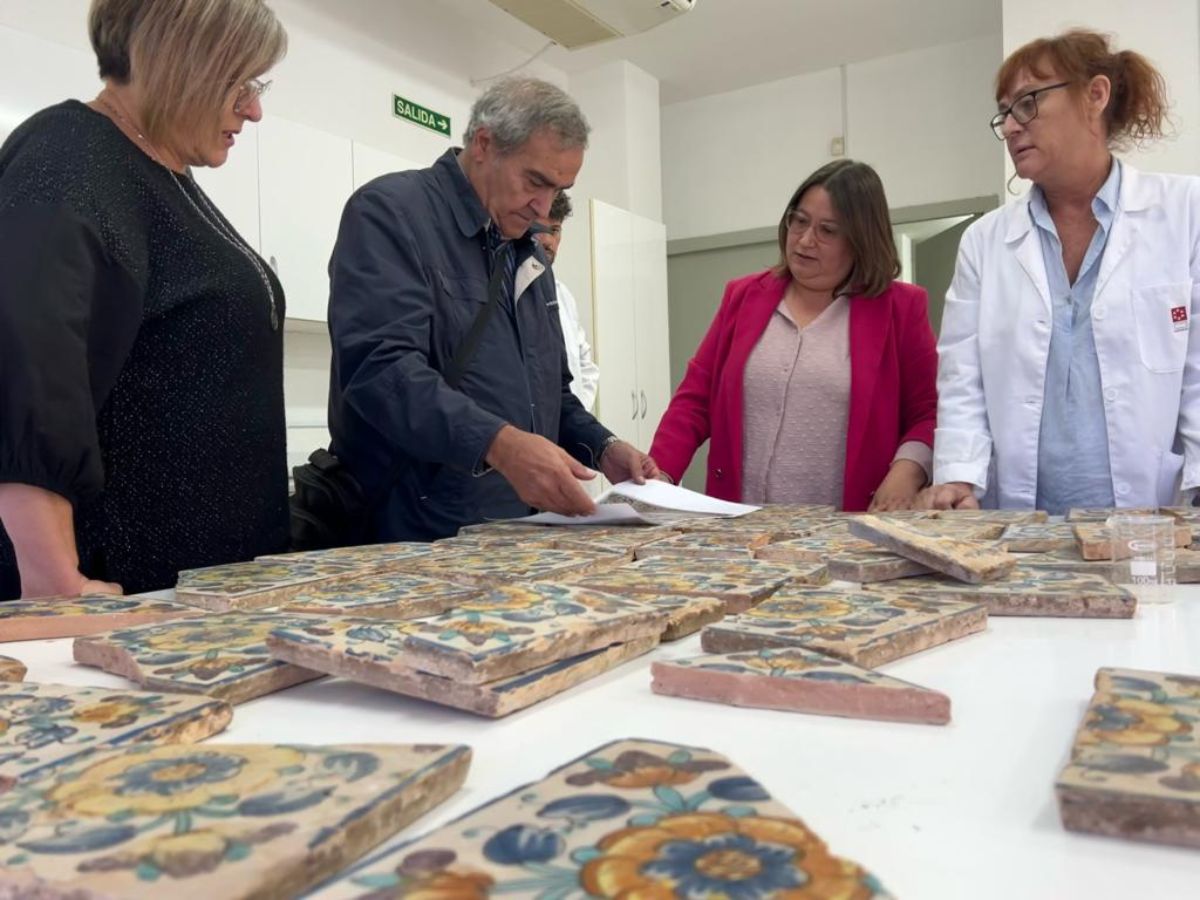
[{"left": 89, "top": 0, "right": 287, "bottom": 144}]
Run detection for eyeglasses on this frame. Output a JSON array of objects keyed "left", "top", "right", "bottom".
[
  {"left": 990, "top": 81, "right": 1070, "bottom": 140},
  {"left": 784, "top": 209, "right": 841, "bottom": 242},
  {"left": 233, "top": 78, "right": 272, "bottom": 113}
]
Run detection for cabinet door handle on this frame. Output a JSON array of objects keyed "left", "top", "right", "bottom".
[
  {"left": 631, "top": 389, "right": 638, "bottom": 419},
  {"left": 640, "top": 390, "right": 647, "bottom": 419}
]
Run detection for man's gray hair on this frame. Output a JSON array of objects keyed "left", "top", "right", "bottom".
[{"left": 463, "top": 77, "right": 590, "bottom": 152}]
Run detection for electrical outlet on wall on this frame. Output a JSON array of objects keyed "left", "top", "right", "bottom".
[{"left": 830, "top": 136, "right": 846, "bottom": 156}]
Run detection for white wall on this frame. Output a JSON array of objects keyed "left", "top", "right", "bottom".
[
  {"left": 661, "top": 35, "right": 1004, "bottom": 241},
  {"left": 1001, "top": 0, "right": 1200, "bottom": 180}
]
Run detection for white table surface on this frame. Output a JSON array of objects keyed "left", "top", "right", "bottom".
[{"left": 7, "top": 589, "right": 1200, "bottom": 899}]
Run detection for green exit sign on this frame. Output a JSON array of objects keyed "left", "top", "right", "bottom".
[{"left": 393, "top": 94, "right": 450, "bottom": 137}]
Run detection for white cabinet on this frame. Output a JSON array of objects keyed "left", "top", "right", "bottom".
[
  {"left": 258, "top": 116, "right": 354, "bottom": 322},
  {"left": 590, "top": 199, "right": 671, "bottom": 453},
  {"left": 192, "top": 126, "right": 261, "bottom": 250},
  {"left": 352, "top": 141, "right": 422, "bottom": 189}
]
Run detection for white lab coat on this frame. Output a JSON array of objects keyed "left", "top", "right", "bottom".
[
  {"left": 934, "top": 163, "right": 1200, "bottom": 508},
  {"left": 554, "top": 278, "right": 600, "bottom": 412}
]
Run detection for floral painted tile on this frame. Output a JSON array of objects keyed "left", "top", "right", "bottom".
[
  {"left": 309, "top": 738, "right": 891, "bottom": 899},
  {"left": 267, "top": 584, "right": 667, "bottom": 684},
  {"left": 1014, "top": 547, "right": 1114, "bottom": 577},
  {"left": 652, "top": 647, "right": 950, "bottom": 724},
  {"left": 0, "top": 742, "right": 470, "bottom": 898},
  {"left": 566, "top": 556, "right": 826, "bottom": 614},
  {"left": 0, "top": 657, "right": 25, "bottom": 683},
  {"left": 865, "top": 569, "right": 1136, "bottom": 618},
  {"left": 256, "top": 541, "right": 440, "bottom": 569},
  {"left": 0, "top": 594, "right": 193, "bottom": 643},
  {"left": 825, "top": 551, "right": 934, "bottom": 583},
  {"left": 553, "top": 526, "right": 681, "bottom": 557},
  {"left": 279, "top": 572, "right": 483, "bottom": 620},
  {"left": 753, "top": 533, "right": 878, "bottom": 563},
  {"left": 1072, "top": 522, "right": 1192, "bottom": 561},
  {"left": 999, "top": 522, "right": 1079, "bottom": 553},
  {"left": 931, "top": 509, "right": 1048, "bottom": 524},
  {"left": 394, "top": 547, "right": 626, "bottom": 587},
  {"left": 637, "top": 595, "right": 728, "bottom": 641},
  {"left": 901, "top": 519, "right": 1008, "bottom": 541},
  {"left": 173, "top": 559, "right": 366, "bottom": 612},
  {"left": 848, "top": 515, "right": 1016, "bottom": 583},
  {"left": 634, "top": 530, "right": 776, "bottom": 561},
  {"left": 1056, "top": 667, "right": 1200, "bottom": 848},
  {"left": 701, "top": 589, "right": 986, "bottom": 669},
  {"left": 73, "top": 613, "right": 326, "bottom": 705},
  {"left": 0, "top": 683, "right": 231, "bottom": 791}
]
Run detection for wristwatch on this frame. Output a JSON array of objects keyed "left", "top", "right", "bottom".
[{"left": 597, "top": 435, "right": 621, "bottom": 462}]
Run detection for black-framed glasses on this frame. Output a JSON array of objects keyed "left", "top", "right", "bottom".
[
  {"left": 233, "top": 78, "right": 272, "bottom": 113},
  {"left": 989, "top": 81, "right": 1071, "bottom": 140}
]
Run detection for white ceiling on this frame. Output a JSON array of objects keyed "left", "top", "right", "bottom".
[{"left": 438, "top": 0, "right": 1002, "bottom": 103}]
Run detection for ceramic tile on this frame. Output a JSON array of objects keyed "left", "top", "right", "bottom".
[
  {"left": 395, "top": 547, "right": 624, "bottom": 586},
  {"left": 753, "top": 533, "right": 933, "bottom": 581},
  {"left": 0, "top": 742, "right": 470, "bottom": 898},
  {"left": 0, "top": 594, "right": 193, "bottom": 643},
  {"left": 999, "top": 523, "right": 1078, "bottom": 552},
  {"left": 0, "top": 657, "right": 25, "bottom": 683},
  {"left": 637, "top": 595, "right": 728, "bottom": 641},
  {"left": 848, "top": 515, "right": 1016, "bottom": 583},
  {"left": 566, "top": 556, "right": 825, "bottom": 613},
  {"left": 174, "top": 559, "right": 366, "bottom": 612},
  {"left": 1056, "top": 667, "right": 1200, "bottom": 848},
  {"left": 0, "top": 683, "right": 231, "bottom": 791},
  {"left": 634, "top": 531, "right": 775, "bottom": 561},
  {"left": 753, "top": 533, "right": 878, "bottom": 563},
  {"left": 903, "top": 519, "right": 1008, "bottom": 541},
  {"left": 73, "top": 613, "right": 326, "bottom": 705},
  {"left": 279, "top": 572, "right": 483, "bottom": 620},
  {"left": 930, "top": 509, "right": 1048, "bottom": 523},
  {"left": 1014, "top": 547, "right": 1115, "bottom": 577},
  {"left": 256, "top": 541, "right": 440, "bottom": 569},
  {"left": 553, "top": 526, "right": 680, "bottom": 557},
  {"left": 1072, "top": 522, "right": 1192, "bottom": 561},
  {"left": 310, "top": 738, "right": 891, "bottom": 899},
  {"left": 866, "top": 569, "right": 1136, "bottom": 618},
  {"left": 1067, "top": 507, "right": 1159, "bottom": 522},
  {"left": 825, "top": 552, "right": 934, "bottom": 583},
  {"left": 701, "top": 589, "right": 986, "bottom": 668},
  {"left": 272, "top": 634, "right": 658, "bottom": 718},
  {"left": 652, "top": 647, "right": 950, "bottom": 724},
  {"left": 267, "top": 584, "right": 667, "bottom": 684}
]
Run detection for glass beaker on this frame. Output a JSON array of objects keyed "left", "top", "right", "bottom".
[{"left": 1109, "top": 514, "right": 1177, "bottom": 605}]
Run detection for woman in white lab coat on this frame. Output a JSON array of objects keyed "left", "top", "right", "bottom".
[{"left": 922, "top": 29, "right": 1200, "bottom": 514}]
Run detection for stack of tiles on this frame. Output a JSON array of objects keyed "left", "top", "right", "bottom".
[
  {"left": 633, "top": 530, "right": 777, "bottom": 561},
  {"left": 866, "top": 569, "right": 1137, "bottom": 618},
  {"left": 393, "top": 546, "right": 625, "bottom": 587},
  {"left": 173, "top": 558, "right": 366, "bottom": 612},
  {"left": 1072, "top": 521, "right": 1192, "bottom": 561},
  {"left": 266, "top": 583, "right": 669, "bottom": 717},
  {"left": 311, "top": 738, "right": 891, "bottom": 899},
  {"left": 0, "top": 682, "right": 231, "bottom": 791},
  {"left": 567, "top": 555, "right": 824, "bottom": 613},
  {"left": 700, "top": 589, "right": 986, "bottom": 667},
  {"left": 74, "top": 613, "right": 327, "bottom": 704},
  {"left": 0, "top": 655, "right": 27, "bottom": 683},
  {"left": 280, "top": 571, "right": 483, "bottom": 619},
  {"left": 0, "top": 742, "right": 470, "bottom": 898},
  {"left": 755, "top": 532, "right": 933, "bottom": 582},
  {"left": 1000, "top": 522, "right": 1078, "bottom": 552},
  {"left": 848, "top": 514, "right": 1017, "bottom": 583},
  {"left": 651, "top": 647, "right": 951, "bottom": 724},
  {"left": 1056, "top": 667, "right": 1200, "bottom": 849},
  {"left": 0, "top": 593, "right": 193, "bottom": 642}
]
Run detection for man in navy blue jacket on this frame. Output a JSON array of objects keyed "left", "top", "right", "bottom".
[{"left": 327, "top": 77, "right": 658, "bottom": 541}]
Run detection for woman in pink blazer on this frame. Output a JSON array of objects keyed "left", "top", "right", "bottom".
[{"left": 650, "top": 160, "right": 938, "bottom": 511}]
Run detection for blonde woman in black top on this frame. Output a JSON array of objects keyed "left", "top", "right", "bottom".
[{"left": 0, "top": 0, "right": 288, "bottom": 599}]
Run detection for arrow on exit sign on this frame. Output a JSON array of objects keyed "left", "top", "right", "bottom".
[{"left": 393, "top": 94, "right": 450, "bottom": 137}]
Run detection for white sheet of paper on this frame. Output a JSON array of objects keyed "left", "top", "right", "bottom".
[
  {"left": 601, "top": 480, "right": 760, "bottom": 517},
  {"left": 518, "top": 503, "right": 655, "bottom": 526}
]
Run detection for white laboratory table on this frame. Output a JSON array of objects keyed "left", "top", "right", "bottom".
[{"left": 7, "top": 589, "right": 1200, "bottom": 899}]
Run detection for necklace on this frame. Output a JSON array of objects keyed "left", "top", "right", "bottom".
[{"left": 97, "top": 94, "right": 280, "bottom": 331}]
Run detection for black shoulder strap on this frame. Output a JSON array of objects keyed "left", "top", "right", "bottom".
[{"left": 444, "top": 246, "right": 509, "bottom": 389}]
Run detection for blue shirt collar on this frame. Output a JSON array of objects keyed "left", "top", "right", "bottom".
[{"left": 1030, "top": 156, "right": 1122, "bottom": 235}]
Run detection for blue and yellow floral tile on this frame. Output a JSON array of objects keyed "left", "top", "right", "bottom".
[
  {"left": 267, "top": 583, "right": 667, "bottom": 685},
  {"left": 755, "top": 533, "right": 878, "bottom": 563},
  {"left": 652, "top": 647, "right": 950, "bottom": 724},
  {"left": 0, "top": 657, "right": 25, "bottom": 683},
  {"left": 256, "top": 541, "right": 440, "bottom": 570},
  {"left": 1057, "top": 667, "right": 1200, "bottom": 848},
  {"left": 0, "top": 594, "right": 193, "bottom": 643},
  {"left": 1014, "top": 547, "right": 1114, "bottom": 576},
  {"left": 0, "top": 682, "right": 231, "bottom": 792},
  {"left": 279, "top": 572, "right": 483, "bottom": 620},
  {"left": 309, "top": 738, "right": 892, "bottom": 899},
  {"left": 273, "top": 631, "right": 658, "bottom": 718},
  {"left": 866, "top": 569, "right": 1136, "bottom": 618},
  {"left": 553, "top": 526, "right": 682, "bottom": 557},
  {"left": 701, "top": 589, "right": 986, "bottom": 669},
  {"left": 633, "top": 530, "right": 776, "bottom": 561},
  {"left": 567, "top": 556, "right": 825, "bottom": 614},
  {"left": 0, "top": 741, "right": 470, "bottom": 897},
  {"left": 173, "top": 559, "right": 367, "bottom": 612},
  {"left": 395, "top": 547, "right": 626, "bottom": 587},
  {"left": 848, "top": 515, "right": 1017, "bottom": 583},
  {"left": 73, "top": 613, "right": 326, "bottom": 705},
  {"left": 998, "top": 522, "right": 1078, "bottom": 553},
  {"left": 637, "top": 595, "right": 728, "bottom": 641}
]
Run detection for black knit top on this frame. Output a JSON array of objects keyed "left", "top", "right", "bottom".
[{"left": 0, "top": 101, "right": 288, "bottom": 598}]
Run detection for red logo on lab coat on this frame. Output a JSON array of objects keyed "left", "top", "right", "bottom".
[{"left": 1172, "top": 305, "right": 1189, "bottom": 332}]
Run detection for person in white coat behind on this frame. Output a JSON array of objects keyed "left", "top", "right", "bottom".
[
  {"left": 922, "top": 29, "right": 1200, "bottom": 513},
  {"left": 535, "top": 190, "right": 601, "bottom": 411}
]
